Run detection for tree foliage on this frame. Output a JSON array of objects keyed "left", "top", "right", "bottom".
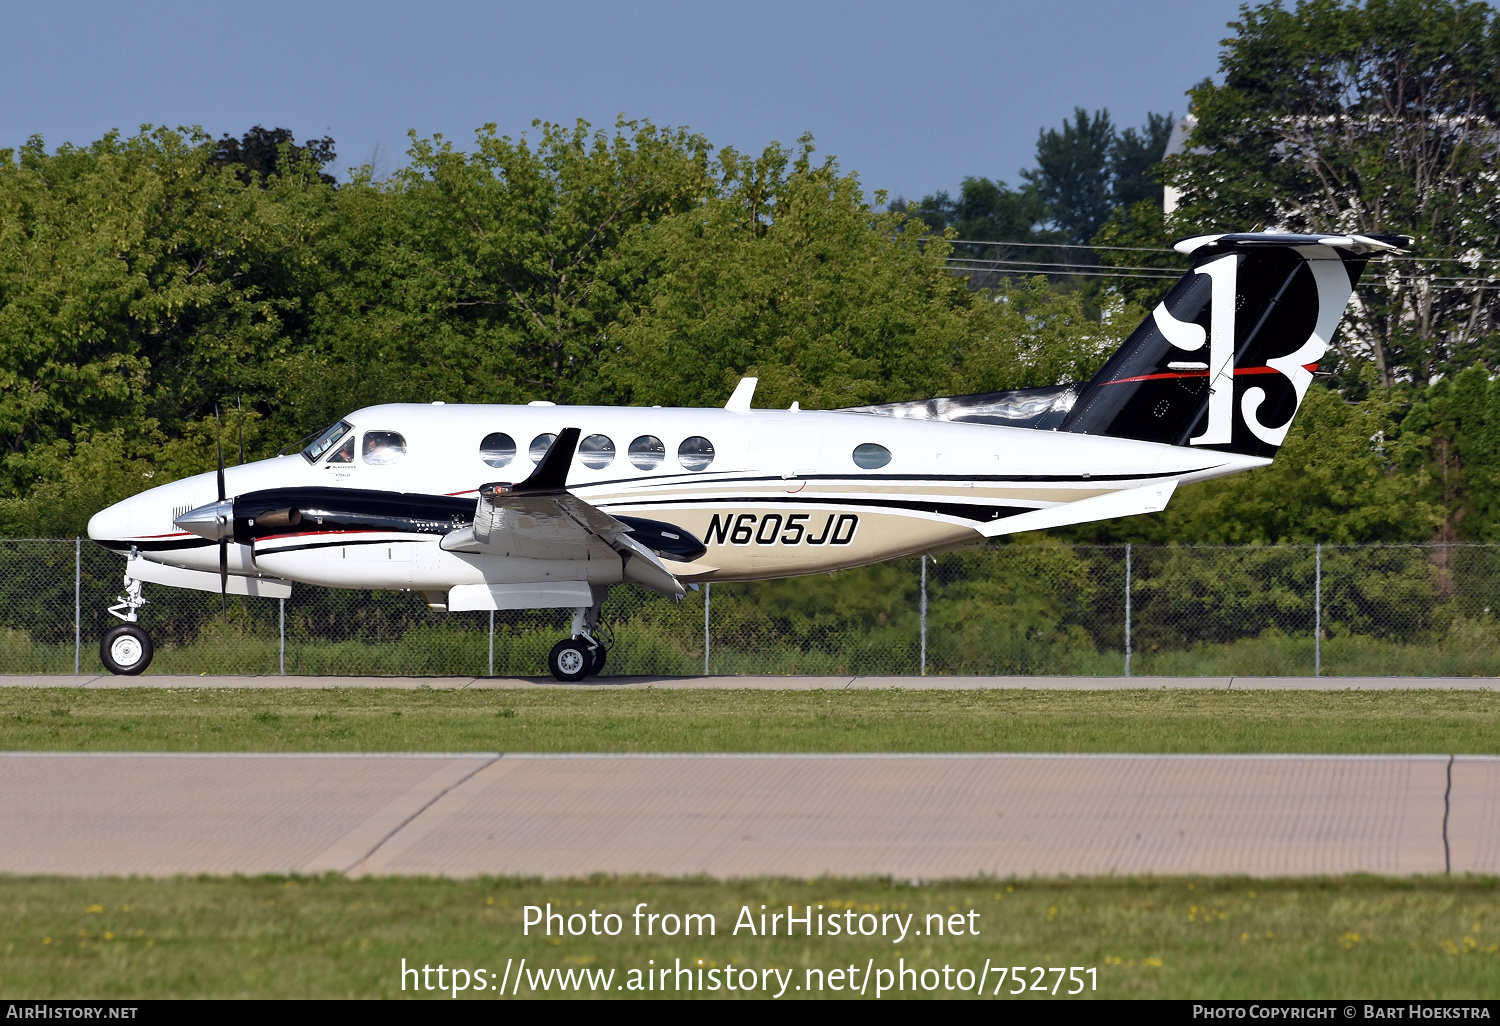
[
  {"left": 0, "top": 128, "right": 332, "bottom": 511},
  {"left": 5, "top": 1, "right": 1499, "bottom": 552},
  {"left": 1164, "top": 0, "right": 1500, "bottom": 385},
  {"left": 0, "top": 120, "right": 1123, "bottom": 535}
]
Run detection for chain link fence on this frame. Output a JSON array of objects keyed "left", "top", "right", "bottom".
[{"left": 2, "top": 540, "right": 1497, "bottom": 677}]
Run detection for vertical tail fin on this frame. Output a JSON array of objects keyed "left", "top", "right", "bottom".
[{"left": 1060, "top": 232, "right": 1409, "bottom": 458}]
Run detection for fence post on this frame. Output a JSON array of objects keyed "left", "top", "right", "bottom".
[
  {"left": 703, "top": 583, "right": 712, "bottom": 676},
  {"left": 1314, "top": 543, "right": 1322, "bottom": 677},
  {"left": 488, "top": 610, "right": 495, "bottom": 677},
  {"left": 74, "top": 537, "right": 81, "bottom": 675},
  {"left": 1124, "top": 543, "right": 1132, "bottom": 678},
  {"left": 279, "top": 597, "right": 285, "bottom": 675},
  {"left": 919, "top": 556, "right": 928, "bottom": 676}
]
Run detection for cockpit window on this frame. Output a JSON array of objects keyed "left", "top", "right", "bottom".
[
  {"left": 302, "top": 420, "right": 351, "bottom": 463},
  {"left": 362, "top": 431, "right": 407, "bottom": 465},
  {"left": 326, "top": 436, "right": 354, "bottom": 463}
]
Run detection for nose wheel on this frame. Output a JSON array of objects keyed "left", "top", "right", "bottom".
[{"left": 101, "top": 624, "right": 154, "bottom": 675}]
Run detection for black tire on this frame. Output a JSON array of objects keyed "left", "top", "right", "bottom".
[
  {"left": 587, "top": 643, "right": 607, "bottom": 677},
  {"left": 548, "top": 638, "right": 591, "bottom": 683},
  {"left": 100, "top": 624, "right": 153, "bottom": 676}
]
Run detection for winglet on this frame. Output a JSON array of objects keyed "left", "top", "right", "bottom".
[
  {"left": 725, "top": 377, "right": 758, "bottom": 412},
  {"left": 513, "top": 427, "right": 580, "bottom": 495}
]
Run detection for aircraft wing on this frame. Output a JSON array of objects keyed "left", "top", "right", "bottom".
[{"left": 439, "top": 428, "right": 685, "bottom": 597}]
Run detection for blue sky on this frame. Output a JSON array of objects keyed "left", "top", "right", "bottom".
[{"left": 1, "top": 0, "right": 1244, "bottom": 201}]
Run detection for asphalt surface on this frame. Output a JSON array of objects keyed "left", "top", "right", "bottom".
[
  {"left": 0, "top": 752, "right": 1490, "bottom": 878},
  {"left": 3, "top": 674, "right": 1498, "bottom": 689}
]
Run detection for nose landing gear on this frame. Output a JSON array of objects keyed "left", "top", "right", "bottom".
[{"left": 102, "top": 574, "right": 154, "bottom": 675}]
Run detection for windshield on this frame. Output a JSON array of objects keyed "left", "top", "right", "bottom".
[{"left": 302, "top": 420, "right": 351, "bottom": 464}]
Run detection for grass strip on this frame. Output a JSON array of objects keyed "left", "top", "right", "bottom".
[
  {"left": 2, "top": 875, "right": 1497, "bottom": 999},
  {"left": 0, "top": 687, "right": 1498, "bottom": 754}
]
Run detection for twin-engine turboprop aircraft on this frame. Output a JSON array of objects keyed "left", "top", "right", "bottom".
[{"left": 88, "top": 231, "right": 1408, "bottom": 680}]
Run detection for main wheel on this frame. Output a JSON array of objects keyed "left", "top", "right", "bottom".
[
  {"left": 100, "top": 624, "right": 153, "bottom": 676},
  {"left": 587, "top": 643, "right": 607, "bottom": 677},
  {"left": 548, "top": 638, "right": 591, "bottom": 683}
]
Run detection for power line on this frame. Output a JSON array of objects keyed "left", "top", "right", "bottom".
[
  {"left": 939, "top": 236, "right": 1500, "bottom": 266},
  {"left": 945, "top": 238, "right": 1178, "bottom": 254},
  {"left": 944, "top": 260, "right": 1500, "bottom": 291},
  {"left": 945, "top": 262, "right": 1180, "bottom": 281},
  {"left": 949, "top": 256, "right": 1180, "bottom": 274}
]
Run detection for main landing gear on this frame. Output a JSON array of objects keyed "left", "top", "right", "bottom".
[
  {"left": 546, "top": 596, "right": 610, "bottom": 683},
  {"left": 101, "top": 573, "right": 154, "bottom": 675}
]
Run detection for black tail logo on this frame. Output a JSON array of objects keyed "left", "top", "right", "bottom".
[{"left": 1060, "top": 232, "right": 1407, "bottom": 458}]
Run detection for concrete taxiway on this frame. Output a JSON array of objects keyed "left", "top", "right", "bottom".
[
  {"left": 0, "top": 752, "right": 1492, "bottom": 878},
  {"left": 3, "top": 674, "right": 1497, "bottom": 689}
]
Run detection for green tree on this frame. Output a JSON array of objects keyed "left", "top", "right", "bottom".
[
  {"left": 1110, "top": 112, "right": 1176, "bottom": 209},
  {"left": 1163, "top": 0, "right": 1500, "bottom": 385},
  {"left": 293, "top": 117, "right": 714, "bottom": 425},
  {"left": 1396, "top": 363, "right": 1500, "bottom": 539},
  {"left": 213, "top": 125, "right": 337, "bottom": 185},
  {"left": 1023, "top": 107, "right": 1118, "bottom": 245},
  {"left": 0, "top": 127, "right": 334, "bottom": 507},
  {"left": 600, "top": 139, "right": 1130, "bottom": 410},
  {"left": 1070, "top": 377, "right": 1442, "bottom": 544},
  {"left": 892, "top": 176, "right": 1054, "bottom": 246}
]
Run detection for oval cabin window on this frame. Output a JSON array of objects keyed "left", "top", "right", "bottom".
[
  {"left": 479, "top": 432, "right": 516, "bottom": 469},
  {"left": 852, "top": 442, "right": 891, "bottom": 469},
  {"left": 362, "top": 431, "right": 407, "bottom": 465},
  {"left": 579, "top": 433, "right": 615, "bottom": 469},
  {"left": 677, "top": 436, "right": 715, "bottom": 472},
  {"left": 628, "top": 435, "right": 665, "bottom": 470},
  {"left": 529, "top": 433, "right": 557, "bottom": 464}
]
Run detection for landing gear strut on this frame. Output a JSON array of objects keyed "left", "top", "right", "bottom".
[
  {"left": 547, "top": 589, "right": 610, "bottom": 683},
  {"left": 102, "top": 572, "right": 154, "bottom": 675}
]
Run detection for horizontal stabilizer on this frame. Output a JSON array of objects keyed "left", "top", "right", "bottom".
[{"left": 977, "top": 481, "right": 1178, "bottom": 538}]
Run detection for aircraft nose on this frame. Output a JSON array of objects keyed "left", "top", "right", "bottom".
[
  {"left": 174, "top": 499, "right": 234, "bottom": 541},
  {"left": 86, "top": 505, "right": 122, "bottom": 542}
]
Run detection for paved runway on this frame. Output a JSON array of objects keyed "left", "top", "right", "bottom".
[
  {"left": 1, "top": 752, "right": 1492, "bottom": 878},
  {"left": 4, "top": 674, "right": 1497, "bottom": 690}
]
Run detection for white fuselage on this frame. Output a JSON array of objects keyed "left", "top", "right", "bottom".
[{"left": 87, "top": 401, "right": 1264, "bottom": 597}]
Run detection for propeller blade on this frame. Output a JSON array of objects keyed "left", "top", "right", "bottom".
[
  {"left": 215, "top": 403, "right": 227, "bottom": 612},
  {"left": 215, "top": 404, "right": 226, "bottom": 502},
  {"left": 237, "top": 396, "right": 244, "bottom": 466}
]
